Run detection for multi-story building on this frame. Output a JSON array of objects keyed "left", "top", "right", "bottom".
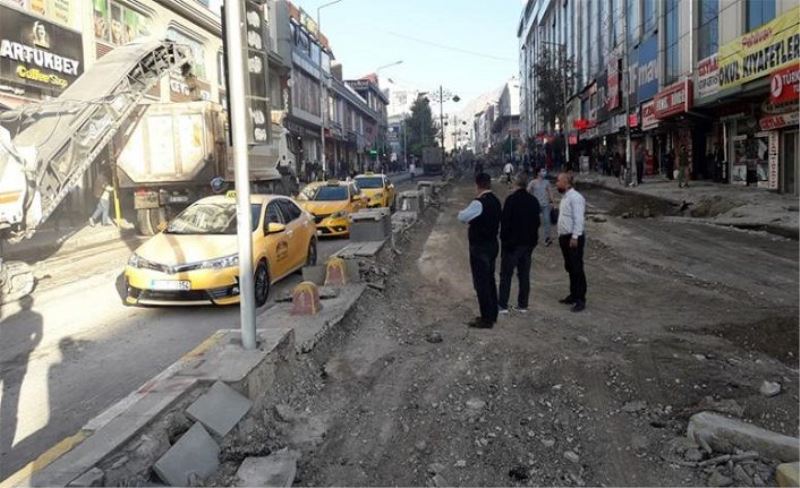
[
  {"left": 346, "top": 74, "right": 390, "bottom": 167},
  {"left": 492, "top": 77, "right": 522, "bottom": 162},
  {"left": 518, "top": 0, "right": 799, "bottom": 195}
]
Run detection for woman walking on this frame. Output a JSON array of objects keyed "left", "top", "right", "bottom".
[{"left": 527, "top": 167, "right": 555, "bottom": 246}]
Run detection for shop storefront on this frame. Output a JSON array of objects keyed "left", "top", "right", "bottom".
[
  {"left": 0, "top": 4, "right": 84, "bottom": 108},
  {"left": 653, "top": 79, "right": 695, "bottom": 178}
]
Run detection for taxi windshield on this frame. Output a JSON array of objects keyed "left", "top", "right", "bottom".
[
  {"left": 355, "top": 177, "right": 383, "bottom": 189},
  {"left": 311, "top": 186, "right": 348, "bottom": 201},
  {"left": 165, "top": 203, "right": 261, "bottom": 235}
]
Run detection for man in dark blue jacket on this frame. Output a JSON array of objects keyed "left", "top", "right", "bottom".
[
  {"left": 499, "top": 174, "right": 540, "bottom": 314},
  {"left": 458, "top": 172, "right": 502, "bottom": 328}
]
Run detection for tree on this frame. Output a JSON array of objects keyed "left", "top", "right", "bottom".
[
  {"left": 533, "top": 48, "right": 576, "bottom": 132},
  {"left": 405, "top": 96, "right": 437, "bottom": 159}
]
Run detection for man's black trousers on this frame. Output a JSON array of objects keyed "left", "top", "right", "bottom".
[
  {"left": 469, "top": 243, "right": 499, "bottom": 323},
  {"left": 558, "top": 235, "right": 587, "bottom": 303},
  {"left": 498, "top": 245, "right": 534, "bottom": 309}
]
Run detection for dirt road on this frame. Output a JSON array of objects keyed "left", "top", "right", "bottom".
[{"left": 249, "top": 179, "right": 798, "bottom": 487}]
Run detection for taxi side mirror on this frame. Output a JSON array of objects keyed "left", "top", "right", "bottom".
[{"left": 266, "top": 222, "right": 286, "bottom": 234}]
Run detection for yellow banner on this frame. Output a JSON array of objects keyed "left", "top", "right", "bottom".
[{"left": 718, "top": 6, "right": 800, "bottom": 89}]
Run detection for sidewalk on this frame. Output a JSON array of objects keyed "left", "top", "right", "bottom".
[{"left": 580, "top": 173, "right": 799, "bottom": 239}]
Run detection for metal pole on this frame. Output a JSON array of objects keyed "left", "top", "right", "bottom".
[
  {"left": 623, "top": 0, "right": 634, "bottom": 186},
  {"left": 318, "top": 10, "right": 326, "bottom": 180},
  {"left": 562, "top": 46, "right": 570, "bottom": 170},
  {"left": 439, "top": 85, "right": 445, "bottom": 163},
  {"left": 224, "top": 0, "right": 256, "bottom": 350}
]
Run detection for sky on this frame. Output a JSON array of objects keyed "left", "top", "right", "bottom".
[{"left": 293, "top": 0, "right": 522, "bottom": 112}]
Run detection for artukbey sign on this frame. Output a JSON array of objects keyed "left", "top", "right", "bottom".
[
  {"left": 718, "top": 5, "right": 800, "bottom": 90},
  {"left": 0, "top": 4, "right": 83, "bottom": 98}
]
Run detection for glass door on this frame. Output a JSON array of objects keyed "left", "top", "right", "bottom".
[{"left": 782, "top": 131, "right": 798, "bottom": 196}]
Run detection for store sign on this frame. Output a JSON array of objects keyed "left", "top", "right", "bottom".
[
  {"left": 628, "top": 113, "right": 639, "bottom": 128},
  {"left": 637, "top": 34, "right": 659, "bottom": 102},
  {"left": 718, "top": 6, "right": 800, "bottom": 90},
  {"left": 759, "top": 111, "right": 800, "bottom": 130},
  {"left": 768, "top": 132, "right": 779, "bottom": 190},
  {"left": 568, "top": 133, "right": 578, "bottom": 145},
  {"left": 641, "top": 100, "right": 658, "bottom": 130},
  {"left": 654, "top": 80, "right": 693, "bottom": 119},
  {"left": 0, "top": 4, "right": 82, "bottom": 97},
  {"left": 696, "top": 54, "right": 720, "bottom": 99},
  {"left": 769, "top": 62, "right": 800, "bottom": 104}
]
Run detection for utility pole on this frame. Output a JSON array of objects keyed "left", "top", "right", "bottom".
[
  {"left": 439, "top": 85, "right": 445, "bottom": 164},
  {"left": 224, "top": 0, "right": 256, "bottom": 350},
  {"left": 623, "top": 0, "right": 634, "bottom": 186}
]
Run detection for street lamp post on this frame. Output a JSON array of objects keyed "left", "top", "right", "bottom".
[{"left": 317, "top": 0, "right": 343, "bottom": 180}]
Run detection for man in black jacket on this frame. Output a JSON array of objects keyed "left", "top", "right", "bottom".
[
  {"left": 458, "top": 172, "right": 502, "bottom": 328},
  {"left": 499, "top": 174, "right": 540, "bottom": 314}
]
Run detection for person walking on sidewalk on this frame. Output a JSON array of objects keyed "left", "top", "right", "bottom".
[
  {"left": 409, "top": 160, "right": 416, "bottom": 181},
  {"left": 499, "top": 173, "right": 540, "bottom": 315},
  {"left": 556, "top": 173, "right": 587, "bottom": 312},
  {"left": 677, "top": 145, "right": 690, "bottom": 188},
  {"left": 528, "top": 167, "right": 555, "bottom": 246},
  {"left": 89, "top": 168, "right": 114, "bottom": 227},
  {"left": 458, "top": 172, "right": 502, "bottom": 329},
  {"left": 503, "top": 161, "right": 514, "bottom": 185},
  {"left": 635, "top": 144, "right": 645, "bottom": 185}
]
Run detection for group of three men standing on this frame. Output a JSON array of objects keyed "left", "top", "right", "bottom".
[{"left": 458, "top": 171, "right": 587, "bottom": 329}]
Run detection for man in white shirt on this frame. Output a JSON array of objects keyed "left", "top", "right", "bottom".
[
  {"left": 503, "top": 161, "right": 514, "bottom": 184},
  {"left": 556, "top": 172, "right": 587, "bottom": 312}
]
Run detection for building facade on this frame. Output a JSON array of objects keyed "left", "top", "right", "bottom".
[{"left": 518, "top": 0, "right": 799, "bottom": 194}]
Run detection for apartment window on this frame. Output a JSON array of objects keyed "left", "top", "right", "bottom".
[
  {"left": 698, "top": 0, "right": 719, "bottom": 59},
  {"left": 93, "top": 0, "right": 150, "bottom": 46},
  {"left": 643, "top": 0, "right": 656, "bottom": 33},
  {"left": 746, "top": 0, "right": 775, "bottom": 31},
  {"left": 626, "top": 0, "right": 639, "bottom": 45},
  {"left": 166, "top": 28, "right": 207, "bottom": 79},
  {"left": 665, "top": 0, "right": 680, "bottom": 83}
]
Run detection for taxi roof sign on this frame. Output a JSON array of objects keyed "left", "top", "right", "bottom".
[
  {"left": 226, "top": 190, "right": 237, "bottom": 199},
  {"left": 326, "top": 179, "right": 341, "bottom": 186}
]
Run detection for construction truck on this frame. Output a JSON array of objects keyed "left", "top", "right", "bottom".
[
  {"left": 422, "top": 146, "right": 443, "bottom": 175},
  {"left": 0, "top": 39, "right": 292, "bottom": 302},
  {"left": 116, "top": 102, "right": 296, "bottom": 235}
]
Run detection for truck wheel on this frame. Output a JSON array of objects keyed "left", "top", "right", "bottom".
[{"left": 136, "top": 208, "right": 166, "bottom": 236}]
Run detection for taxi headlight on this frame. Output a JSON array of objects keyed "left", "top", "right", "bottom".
[
  {"left": 331, "top": 210, "right": 348, "bottom": 219},
  {"left": 201, "top": 254, "right": 239, "bottom": 270},
  {"left": 128, "top": 253, "right": 142, "bottom": 268}
]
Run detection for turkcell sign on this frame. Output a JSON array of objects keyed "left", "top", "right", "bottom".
[
  {"left": 637, "top": 34, "right": 658, "bottom": 102},
  {"left": 718, "top": 6, "right": 800, "bottom": 90}
]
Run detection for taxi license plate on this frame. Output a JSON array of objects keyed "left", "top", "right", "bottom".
[
  {"left": 150, "top": 280, "right": 190, "bottom": 291},
  {"left": 316, "top": 230, "right": 323, "bottom": 236}
]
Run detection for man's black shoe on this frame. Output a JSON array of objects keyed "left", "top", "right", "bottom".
[
  {"left": 467, "top": 317, "right": 494, "bottom": 329},
  {"left": 571, "top": 301, "right": 586, "bottom": 313},
  {"left": 559, "top": 296, "right": 576, "bottom": 305}
]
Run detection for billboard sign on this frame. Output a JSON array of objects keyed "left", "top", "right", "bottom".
[{"left": 637, "top": 34, "right": 659, "bottom": 102}]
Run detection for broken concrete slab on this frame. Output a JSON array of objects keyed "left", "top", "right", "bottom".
[
  {"left": 301, "top": 265, "right": 326, "bottom": 286},
  {"left": 186, "top": 381, "right": 252, "bottom": 438},
  {"left": 66, "top": 467, "right": 104, "bottom": 487},
  {"left": 235, "top": 449, "right": 299, "bottom": 487},
  {"left": 154, "top": 423, "right": 219, "bottom": 487},
  {"left": 688, "top": 411, "right": 800, "bottom": 462},
  {"left": 776, "top": 462, "right": 799, "bottom": 488},
  {"left": 334, "top": 241, "right": 386, "bottom": 259}
]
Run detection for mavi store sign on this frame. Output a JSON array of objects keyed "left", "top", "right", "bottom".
[{"left": 637, "top": 34, "right": 659, "bottom": 102}]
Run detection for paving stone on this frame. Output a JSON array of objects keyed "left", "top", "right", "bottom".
[
  {"left": 777, "top": 462, "right": 800, "bottom": 488},
  {"left": 154, "top": 423, "right": 219, "bottom": 486},
  {"left": 688, "top": 411, "right": 800, "bottom": 462},
  {"left": 236, "top": 449, "right": 299, "bottom": 487},
  {"left": 186, "top": 381, "right": 252, "bottom": 438}
]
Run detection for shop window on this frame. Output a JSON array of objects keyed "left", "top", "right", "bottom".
[
  {"left": 93, "top": 0, "right": 150, "bottom": 46},
  {"left": 166, "top": 28, "right": 207, "bottom": 80},
  {"left": 698, "top": 0, "right": 719, "bottom": 59},
  {"left": 746, "top": 0, "right": 775, "bottom": 32}
]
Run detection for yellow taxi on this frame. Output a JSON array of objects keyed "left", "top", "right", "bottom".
[
  {"left": 354, "top": 172, "right": 396, "bottom": 210},
  {"left": 124, "top": 194, "right": 317, "bottom": 307},
  {"left": 297, "top": 180, "right": 365, "bottom": 237}
]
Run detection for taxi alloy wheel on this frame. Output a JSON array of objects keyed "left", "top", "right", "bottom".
[
  {"left": 254, "top": 261, "right": 270, "bottom": 307},
  {"left": 307, "top": 238, "right": 318, "bottom": 266}
]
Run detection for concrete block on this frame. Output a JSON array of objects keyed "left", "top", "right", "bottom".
[
  {"left": 399, "top": 190, "right": 424, "bottom": 213},
  {"left": 154, "top": 423, "right": 219, "bottom": 487},
  {"left": 324, "top": 257, "right": 348, "bottom": 286},
  {"left": 290, "top": 281, "right": 321, "bottom": 315},
  {"left": 186, "top": 381, "right": 252, "bottom": 438},
  {"left": 349, "top": 208, "right": 391, "bottom": 242},
  {"left": 301, "top": 265, "right": 326, "bottom": 285},
  {"left": 235, "top": 449, "right": 299, "bottom": 487},
  {"left": 67, "top": 467, "right": 105, "bottom": 487},
  {"left": 688, "top": 412, "right": 800, "bottom": 462},
  {"left": 777, "top": 462, "right": 799, "bottom": 487}
]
